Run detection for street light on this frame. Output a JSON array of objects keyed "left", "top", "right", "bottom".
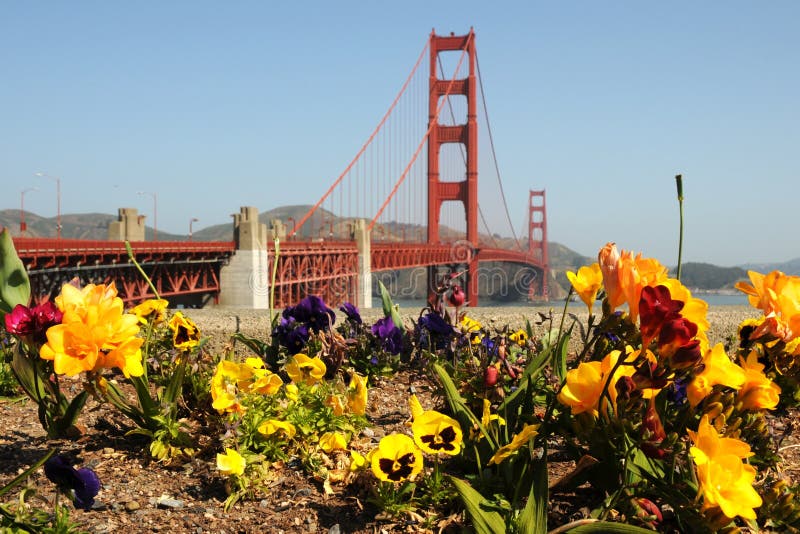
[
  {"left": 189, "top": 217, "right": 198, "bottom": 241},
  {"left": 35, "top": 172, "right": 61, "bottom": 239},
  {"left": 20, "top": 187, "right": 38, "bottom": 235},
  {"left": 137, "top": 191, "right": 157, "bottom": 241}
]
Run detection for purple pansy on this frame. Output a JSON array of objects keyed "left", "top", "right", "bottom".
[
  {"left": 44, "top": 455, "right": 101, "bottom": 510},
  {"left": 371, "top": 316, "right": 403, "bottom": 355},
  {"left": 339, "top": 302, "right": 362, "bottom": 324}
]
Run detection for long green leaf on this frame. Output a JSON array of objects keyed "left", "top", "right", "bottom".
[
  {"left": 432, "top": 363, "right": 487, "bottom": 445},
  {"left": 448, "top": 476, "right": 506, "bottom": 534},
  {"left": 552, "top": 325, "right": 574, "bottom": 383},
  {"left": 516, "top": 456, "right": 548, "bottom": 534},
  {"left": 564, "top": 520, "right": 656, "bottom": 533},
  {"left": 0, "top": 229, "right": 30, "bottom": 316},
  {"left": 0, "top": 449, "right": 55, "bottom": 498},
  {"left": 377, "top": 280, "right": 403, "bottom": 330}
]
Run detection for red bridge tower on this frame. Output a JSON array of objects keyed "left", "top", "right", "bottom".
[
  {"left": 528, "top": 189, "right": 549, "bottom": 300},
  {"left": 427, "top": 29, "right": 479, "bottom": 305}
]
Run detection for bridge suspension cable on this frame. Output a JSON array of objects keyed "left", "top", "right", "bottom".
[
  {"left": 476, "top": 50, "right": 523, "bottom": 251},
  {"left": 368, "top": 32, "right": 474, "bottom": 232},
  {"left": 289, "top": 34, "right": 431, "bottom": 238}
]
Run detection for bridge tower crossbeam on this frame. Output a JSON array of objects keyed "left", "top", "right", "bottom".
[
  {"left": 528, "top": 189, "right": 549, "bottom": 300},
  {"left": 427, "top": 29, "right": 479, "bottom": 305}
]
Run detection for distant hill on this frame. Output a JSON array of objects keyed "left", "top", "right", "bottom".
[
  {"left": 739, "top": 258, "right": 800, "bottom": 277},
  {"left": 672, "top": 262, "right": 748, "bottom": 290},
  {"left": 11, "top": 207, "right": 793, "bottom": 295}
]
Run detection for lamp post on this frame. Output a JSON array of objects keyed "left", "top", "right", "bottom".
[
  {"left": 137, "top": 191, "right": 157, "bottom": 241},
  {"left": 20, "top": 187, "right": 38, "bottom": 235},
  {"left": 189, "top": 217, "right": 198, "bottom": 241},
  {"left": 35, "top": 172, "right": 61, "bottom": 238}
]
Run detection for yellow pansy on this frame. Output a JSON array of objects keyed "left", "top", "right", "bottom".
[
  {"left": 370, "top": 434, "right": 423, "bottom": 482},
  {"left": 258, "top": 419, "right": 297, "bottom": 439},
  {"left": 285, "top": 353, "right": 326, "bottom": 386},
  {"left": 319, "top": 432, "right": 348, "bottom": 453},
  {"left": 216, "top": 448, "right": 246, "bottom": 476}
]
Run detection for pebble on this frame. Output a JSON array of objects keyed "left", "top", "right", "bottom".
[
  {"left": 125, "top": 500, "right": 141, "bottom": 511},
  {"left": 156, "top": 496, "right": 185, "bottom": 509}
]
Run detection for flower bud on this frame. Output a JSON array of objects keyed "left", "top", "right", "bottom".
[{"left": 484, "top": 365, "right": 499, "bottom": 387}]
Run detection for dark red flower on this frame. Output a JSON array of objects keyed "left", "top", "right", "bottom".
[
  {"left": 639, "top": 285, "right": 683, "bottom": 348},
  {"left": 641, "top": 398, "right": 667, "bottom": 459},
  {"left": 447, "top": 285, "right": 465, "bottom": 308},
  {"left": 657, "top": 317, "right": 697, "bottom": 356},
  {"left": 4, "top": 301, "right": 62, "bottom": 343}
]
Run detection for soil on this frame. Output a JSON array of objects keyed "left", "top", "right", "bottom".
[{"left": 2, "top": 305, "right": 799, "bottom": 534}]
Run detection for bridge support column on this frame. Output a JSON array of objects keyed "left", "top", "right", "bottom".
[
  {"left": 354, "top": 219, "right": 372, "bottom": 309},
  {"left": 108, "top": 208, "right": 146, "bottom": 242},
  {"left": 219, "top": 207, "right": 269, "bottom": 309}
]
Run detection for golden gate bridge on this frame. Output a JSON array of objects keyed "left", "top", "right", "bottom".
[{"left": 11, "top": 29, "right": 549, "bottom": 309}]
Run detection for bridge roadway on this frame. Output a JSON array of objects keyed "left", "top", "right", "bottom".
[{"left": 12, "top": 237, "right": 545, "bottom": 308}]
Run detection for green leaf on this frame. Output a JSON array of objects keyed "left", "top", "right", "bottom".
[
  {"left": 564, "top": 520, "right": 656, "bottom": 533},
  {"left": 431, "top": 363, "right": 487, "bottom": 446},
  {"left": 0, "top": 228, "right": 31, "bottom": 316},
  {"left": 0, "top": 448, "right": 55, "bottom": 498},
  {"left": 552, "top": 325, "right": 574, "bottom": 383},
  {"left": 447, "top": 476, "right": 506, "bottom": 534},
  {"left": 516, "top": 456, "right": 548, "bottom": 534},
  {"left": 377, "top": 280, "right": 403, "bottom": 330}
]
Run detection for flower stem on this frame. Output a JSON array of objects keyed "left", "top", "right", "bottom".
[
  {"left": 125, "top": 241, "right": 161, "bottom": 299},
  {"left": 675, "top": 174, "right": 684, "bottom": 282}
]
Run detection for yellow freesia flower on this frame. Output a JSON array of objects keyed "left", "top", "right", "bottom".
[
  {"left": 736, "top": 270, "right": 800, "bottom": 343},
  {"left": 370, "top": 434, "right": 423, "bottom": 482},
  {"left": 346, "top": 372, "right": 368, "bottom": 416},
  {"left": 411, "top": 410, "right": 463, "bottom": 456},
  {"left": 659, "top": 278, "right": 710, "bottom": 333},
  {"left": 737, "top": 351, "right": 781, "bottom": 410},
  {"left": 40, "top": 282, "right": 144, "bottom": 377},
  {"left": 488, "top": 424, "right": 539, "bottom": 465},
  {"left": 557, "top": 360, "right": 604, "bottom": 416},
  {"left": 558, "top": 347, "right": 657, "bottom": 416},
  {"left": 129, "top": 298, "right": 169, "bottom": 325},
  {"left": 319, "top": 432, "right": 348, "bottom": 453},
  {"left": 168, "top": 311, "right": 201, "bottom": 351},
  {"left": 688, "top": 416, "right": 762, "bottom": 520},
  {"left": 216, "top": 448, "right": 246, "bottom": 476},
  {"left": 687, "top": 344, "right": 746, "bottom": 407},
  {"left": 257, "top": 419, "right": 297, "bottom": 439},
  {"left": 285, "top": 353, "right": 326, "bottom": 386},
  {"left": 565, "top": 263, "right": 602, "bottom": 315}
]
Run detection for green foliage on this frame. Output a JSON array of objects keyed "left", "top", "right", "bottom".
[
  {"left": 673, "top": 262, "right": 747, "bottom": 289},
  {"left": 0, "top": 229, "right": 30, "bottom": 317}
]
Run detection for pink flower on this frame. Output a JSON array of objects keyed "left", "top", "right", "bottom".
[{"left": 4, "top": 302, "right": 63, "bottom": 343}]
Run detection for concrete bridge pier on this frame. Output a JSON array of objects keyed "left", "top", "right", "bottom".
[
  {"left": 354, "top": 219, "right": 372, "bottom": 309},
  {"left": 218, "top": 207, "right": 269, "bottom": 309}
]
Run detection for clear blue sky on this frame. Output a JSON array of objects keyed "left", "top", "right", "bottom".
[{"left": 3, "top": 1, "right": 798, "bottom": 266}]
